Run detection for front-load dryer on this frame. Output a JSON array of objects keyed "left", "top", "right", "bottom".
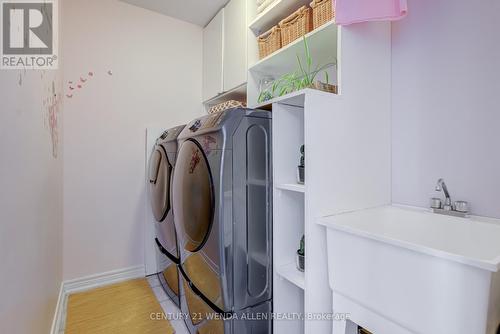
[
  {"left": 172, "top": 109, "right": 272, "bottom": 334},
  {"left": 148, "top": 124, "right": 185, "bottom": 308}
]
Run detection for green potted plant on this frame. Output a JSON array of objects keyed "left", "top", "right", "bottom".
[
  {"left": 257, "top": 37, "right": 337, "bottom": 103},
  {"left": 297, "top": 145, "right": 305, "bottom": 184},
  {"left": 295, "top": 37, "right": 336, "bottom": 93},
  {"left": 297, "top": 235, "right": 305, "bottom": 272}
]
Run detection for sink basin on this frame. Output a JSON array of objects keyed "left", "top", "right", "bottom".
[{"left": 318, "top": 205, "right": 500, "bottom": 334}]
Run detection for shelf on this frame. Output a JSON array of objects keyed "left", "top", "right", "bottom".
[
  {"left": 249, "top": 20, "right": 338, "bottom": 77},
  {"left": 203, "top": 83, "right": 247, "bottom": 106},
  {"left": 252, "top": 87, "right": 338, "bottom": 109},
  {"left": 277, "top": 262, "right": 305, "bottom": 290},
  {"left": 276, "top": 183, "right": 305, "bottom": 193},
  {"left": 253, "top": 89, "right": 306, "bottom": 109},
  {"left": 249, "top": 0, "right": 311, "bottom": 35}
]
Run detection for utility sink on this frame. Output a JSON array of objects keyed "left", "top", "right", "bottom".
[{"left": 318, "top": 206, "right": 500, "bottom": 334}]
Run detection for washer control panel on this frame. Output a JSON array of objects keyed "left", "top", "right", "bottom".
[
  {"left": 157, "top": 125, "right": 186, "bottom": 142},
  {"left": 189, "top": 119, "right": 202, "bottom": 132}
]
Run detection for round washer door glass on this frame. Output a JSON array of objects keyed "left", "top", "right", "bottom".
[
  {"left": 173, "top": 139, "right": 214, "bottom": 252},
  {"left": 148, "top": 146, "right": 171, "bottom": 222}
]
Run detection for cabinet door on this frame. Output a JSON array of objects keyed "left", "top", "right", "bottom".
[
  {"left": 223, "top": 0, "right": 247, "bottom": 92},
  {"left": 203, "top": 10, "right": 224, "bottom": 102}
]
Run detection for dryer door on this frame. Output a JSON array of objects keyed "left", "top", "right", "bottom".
[
  {"left": 148, "top": 145, "right": 171, "bottom": 222},
  {"left": 172, "top": 139, "right": 214, "bottom": 252},
  {"left": 174, "top": 138, "right": 228, "bottom": 318}
]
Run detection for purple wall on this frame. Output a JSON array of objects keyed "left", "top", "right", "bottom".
[{"left": 391, "top": 0, "right": 500, "bottom": 218}]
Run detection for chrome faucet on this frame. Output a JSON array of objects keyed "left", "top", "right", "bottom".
[
  {"left": 435, "top": 178, "right": 452, "bottom": 211},
  {"left": 430, "top": 178, "right": 469, "bottom": 218}
]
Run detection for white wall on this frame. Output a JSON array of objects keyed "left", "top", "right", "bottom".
[
  {"left": 62, "top": 0, "right": 203, "bottom": 280},
  {"left": 391, "top": 0, "right": 500, "bottom": 218},
  {"left": 0, "top": 71, "right": 64, "bottom": 332}
]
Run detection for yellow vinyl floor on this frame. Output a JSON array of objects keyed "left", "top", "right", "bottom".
[{"left": 65, "top": 278, "right": 174, "bottom": 334}]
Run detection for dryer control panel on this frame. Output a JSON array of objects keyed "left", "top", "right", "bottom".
[{"left": 188, "top": 111, "right": 227, "bottom": 133}]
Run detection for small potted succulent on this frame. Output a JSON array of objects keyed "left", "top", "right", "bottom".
[
  {"left": 297, "top": 145, "right": 305, "bottom": 184},
  {"left": 297, "top": 235, "right": 305, "bottom": 272}
]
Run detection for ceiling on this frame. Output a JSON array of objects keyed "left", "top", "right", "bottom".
[{"left": 120, "top": 0, "right": 229, "bottom": 27}]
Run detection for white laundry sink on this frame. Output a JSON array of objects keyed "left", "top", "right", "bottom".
[{"left": 317, "top": 205, "right": 500, "bottom": 334}]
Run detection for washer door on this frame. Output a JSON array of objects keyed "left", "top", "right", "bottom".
[
  {"left": 173, "top": 139, "right": 214, "bottom": 252},
  {"left": 148, "top": 145, "right": 171, "bottom": 222}
]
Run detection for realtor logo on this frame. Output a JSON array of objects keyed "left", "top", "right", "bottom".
[{"left": 1, "top": 0, "right": 58, "bottom": 69}]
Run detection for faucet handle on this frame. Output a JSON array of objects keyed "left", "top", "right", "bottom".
[
  {"left": 430, "top": 198, "right": 442, "bottom": 209},
  {"left": 454, "top": 201, "right": 469, "bottom": 213}
]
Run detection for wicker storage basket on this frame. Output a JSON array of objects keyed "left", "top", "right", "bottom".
[
  {"left": 279, "top": 6, "right": 313, "bottom": 47},
  {"left": 310, "top": 0, "right": 335, "bottom": 29},
  {"left": 258, "top": 26, "right": 282, "bottom": 59},
  {"left": 208, "top": 100, "right": 246, "bottom": 114}
]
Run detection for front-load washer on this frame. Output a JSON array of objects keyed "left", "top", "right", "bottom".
[
  {"left": 148, "top": 124, "right": 185, "bottom": 308},
  {"left": 172, "top": 109, "right": 272, "bottom": 334}
]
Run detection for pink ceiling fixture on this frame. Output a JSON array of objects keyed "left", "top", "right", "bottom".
[{"left": 334, "top": 0, "right": 408, "bottom": 25}]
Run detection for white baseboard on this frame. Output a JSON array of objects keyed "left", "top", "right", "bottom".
[
  {"left": 50, "top": 265, "right": 145, "bottom": 333},
  {"left": 64, "top": 265, "right": 145, "bottom": 294},
  {"left": 50, "top": 284, "right": 65, "bottom": 334}
]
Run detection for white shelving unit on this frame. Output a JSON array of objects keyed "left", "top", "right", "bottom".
[
  {"left": 270, "top": 20, "right": 392, "bottom": 332},
  {"left": 273, "top": 96, "right": 306, "bottom": 334}
]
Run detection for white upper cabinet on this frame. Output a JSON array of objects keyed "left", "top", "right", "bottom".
[
  {"left": 223, "top": 0, "right": 247, "bottom": 92},
  {"left": 203, "top": 0, "right": 251, "bottom": 103},
  {"left": 203, "top": 9, "right": 224, "bottom": 102}
]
